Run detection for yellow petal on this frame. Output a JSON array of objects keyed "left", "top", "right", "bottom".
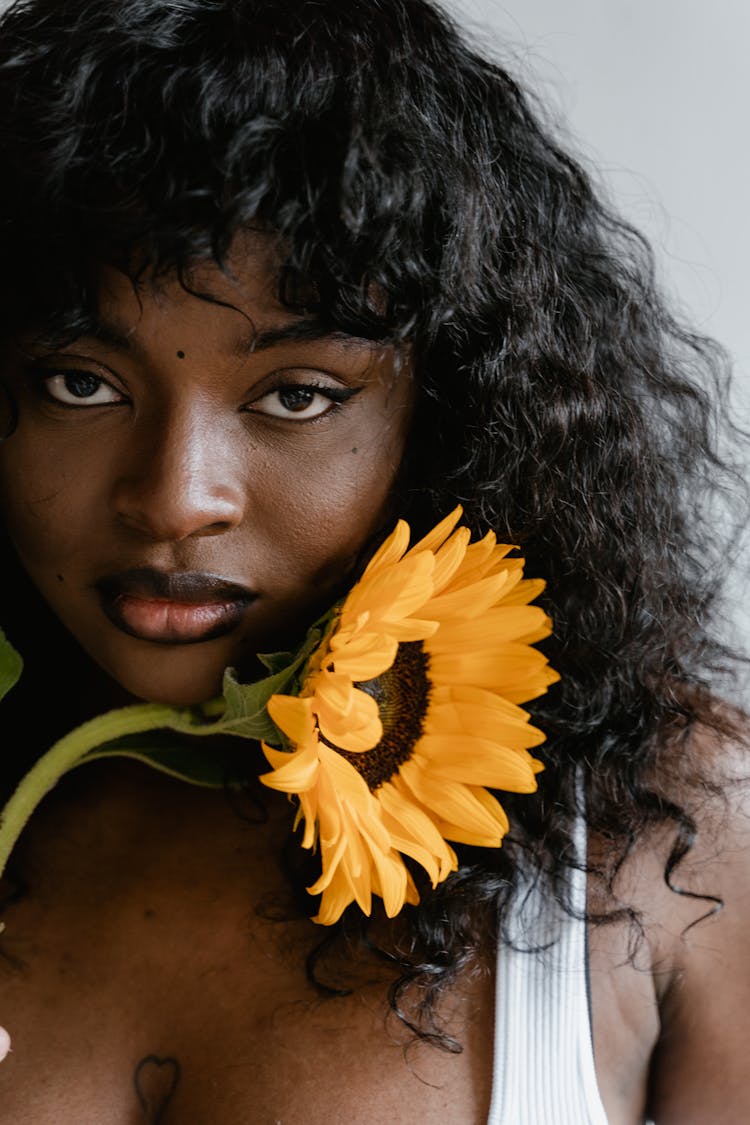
[
  {"left": 438, "top": 531, "right": 497, "bottom": 585},
  {"left": 497, "top": 576, "right": 547, "bottom": 607},
  {"left": 358, "top": 825, "right": 408, "bottom": 917},
  {"left": 378, "top": 780, "right": 457, "bottom": 884},
  {"left": 430, "top": 526, "right": 471, "bottom": 593},
  {"left": 438, "top": 536, "right": 515, "bottom": 591},
  {"left": 316, "top": 686, "right": 383, "bottom": 752},
  {"left": 429, "top": 646, "right": 554, "bottom": 693},
  {"left": 405, "top": 505, "right": 463, "bottom": 556},
  {"left": 434, "top": 785, "right": 510, "bottom": 845},
  {"left": 266, "top": 694, "right": 315, "bottom": 745},
  {"left": 328, "top": 632, "right": 399, "bottom": 680},
  {"left": 297, "top": 789, "right": 318, "bottom": 849},
  {"left": 361, "top": 519, "right": 411, "bottom": 577},
  {"left": 344, "top": 551, "right": 434, "bottom": 624},
  {"left": 432, "top": 820, "right": 505, "bottom": 848},
  {"left": 314, "top": 865, "right": 357, "bottom": 923},
  {"left": 424, "top": 570, "right": 518, "bottom": 621},
  {"left": 259, "top": 741, "right": 320, "bottom": 793},
  {"left": 425, "top": 606, "right": 551, "bottom": 653},
  {"left": 431, "top": 681, "right": 531, "bottom": 718},
  {"left": 317, "top": 744, "right": 375, "bottom": 799},
  {"left": 399, "top": 759, "right": 507, "bottom": 839},
  {"left": 308, "top": 799, "right": 348, "bottom": 894},
  {"left": 503, "top": 663, "right": 561, "bottom": 704},
  {"left": 367, "top": 617, "right": 439, "bottom": 643},
  {"left": 313, "top": 668, "right": 359, "bottom": 715},
  {"left": 425, "top": 690, "right": 547, "bottom": 749},
  {"left": 414, "top": 738, "right": 540, "bottom": 791}
]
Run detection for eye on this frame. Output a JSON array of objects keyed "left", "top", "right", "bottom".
[
  {"left": 249, "top": 382, "right": 358, "bottom": 421},
  {"left": 41, "top": 370, "right": 124, "bottom": 407}
]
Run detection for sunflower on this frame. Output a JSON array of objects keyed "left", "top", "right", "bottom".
[{"left": 260, "top": 507, "right": 558, "bottom": 924}]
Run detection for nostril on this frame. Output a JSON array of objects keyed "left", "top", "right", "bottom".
[
  {"left": 192, "top": 518, "right": 238, "bottom": 538},
  {"left": 112, "top": 476, "right": 245, "bottom": 542},
  {"left": 111, "top": 416, "right": 246, "bottom": 542}
]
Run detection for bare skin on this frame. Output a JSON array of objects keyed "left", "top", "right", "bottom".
[
  {"left": 1, "top": 240, "right": 749, "bottom": 1122},
  {"left": 589, "top": 744, "right": 750, "bottom": 1125},
  {"left": 0, "top": 742, "right": 749, "bottom": 1124},
  {"left": 0, "top": 234, "right": 414, "bottom": 705},
  {"left": 0, "top": 761, "right": 495, "bottom": 1125}
]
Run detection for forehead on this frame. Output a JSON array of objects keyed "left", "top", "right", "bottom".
[
  {"left": 88, "top": 229, "right": 387, "bottom": 366},
  {"left": 97, "top": 230, "right": 299, "bottom": 343}
]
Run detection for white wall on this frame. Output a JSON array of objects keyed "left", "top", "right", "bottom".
[
  {"left": 441, "top": 0, "right": 750, "bottom": 393},
  {"left": 442, "top": 0, "right": 750, "bottom": 674}
]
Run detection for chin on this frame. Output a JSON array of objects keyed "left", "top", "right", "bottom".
[
  {"left": 104, "top": 647, "right": 231, "bottom": 708},
  {"left": 133, "top": 683, "right": 224, "bottom": 707}
]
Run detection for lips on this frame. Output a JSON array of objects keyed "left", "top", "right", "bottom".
[{"left": 95, "top": 568, "right": 257, "bottom": 645}]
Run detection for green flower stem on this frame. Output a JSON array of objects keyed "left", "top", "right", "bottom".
[
  {"left": 0, "top": 702, "right": 185, "bottom": 878},
  {"left": 0, "top": 613, "right": 336, "bottom": 881}
]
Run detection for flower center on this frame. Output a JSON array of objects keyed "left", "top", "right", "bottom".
[{"left": 337, "top": 641, "right": 431, "bottom": 791}]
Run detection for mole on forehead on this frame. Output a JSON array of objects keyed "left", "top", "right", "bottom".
[{"left": 74, "top": 316, "right": 374, "bottom": 358}]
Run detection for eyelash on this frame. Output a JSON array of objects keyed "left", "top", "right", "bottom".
[
  {"left": 246, "top": 380, "right": 360, "bottom": 421},
  {"left": 27, "top": 366, "right": 360, "bottom": 422},
  {"left": 33, "top": 368, "right": 126, "bottom": 409}
]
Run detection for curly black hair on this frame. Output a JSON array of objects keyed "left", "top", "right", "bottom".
[{"left": 0, "top": 0, "right": 747, "bottom": 1048}]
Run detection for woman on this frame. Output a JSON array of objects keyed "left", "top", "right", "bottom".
[{"left": 0, "top": 0, "right": 747, "bottom": 1121}]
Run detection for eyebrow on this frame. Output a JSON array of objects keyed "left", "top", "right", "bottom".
[{"left": 78, "top": 316, "right": 374, "bottom": 356}]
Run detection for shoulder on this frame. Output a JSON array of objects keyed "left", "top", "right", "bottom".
[{"left": 595, "top": 716, "right": 750, "bottom": 1123}]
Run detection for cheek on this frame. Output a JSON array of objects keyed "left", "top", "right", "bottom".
[
  {"left": 256, "top": 413, "right": 408, "bottom": 583},
  {"left": 0, "top": 437, "right": 100, "bottom": 574}
]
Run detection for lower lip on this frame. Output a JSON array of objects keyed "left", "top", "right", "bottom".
[{"left": 103, "top": 595, "right": 250, "bottom": 644}]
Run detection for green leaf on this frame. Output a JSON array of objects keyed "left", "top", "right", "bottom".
[
  {"left": 257, "top": 649, "right": 296, "bottom": 675},
  {"left": 216, "top": 662, "right": 301, "bottom": 743},
  {"left": 81, "top": 732, "right": 228, "bottom": 788},
  {"left": 0, "top": 629, "right": 22, "bottom": 702},
  {"left": 203, "top": 616, "right": 333, "bottom": 745},
  {"left": 0, "top": 597, "right": 345, "bottom": 881},
  {"left": 256, "top": 617, "right": 329, "bottom": 678}
]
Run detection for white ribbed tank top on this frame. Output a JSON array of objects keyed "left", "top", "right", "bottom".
[{"left": 487, "top": 812, "right": 609, "bottom": 1125}]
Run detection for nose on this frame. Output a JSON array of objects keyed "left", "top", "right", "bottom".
[{"left": 111, "top": 406, "right": 246, "bottom": 541}]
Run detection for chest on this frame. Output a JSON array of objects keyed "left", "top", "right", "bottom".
[
  {"left": 0, "top": 917, "right": 493, "bottom": 1124},
  {"left": 0, "top": 765, "right": 658, "bottom": 1124},
  {"left": 0, "top": 765, "right": 494, "bottom": 1123}
]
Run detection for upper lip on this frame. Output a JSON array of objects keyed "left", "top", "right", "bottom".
[{"left": 95, "top": 568, "right": 257, "bottom": 605}]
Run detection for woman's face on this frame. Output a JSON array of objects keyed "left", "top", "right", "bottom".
[{"left": 0, "top": 237, "right": 414, "bottom": 704}]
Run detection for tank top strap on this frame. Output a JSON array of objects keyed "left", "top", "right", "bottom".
[{"left": 486, "top": 807, "right": 609, "bottom": 1125}]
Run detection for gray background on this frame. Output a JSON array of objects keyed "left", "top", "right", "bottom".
[
  {"left": 442, "top": 0, "right": 750, "bottom": 397},
  {"left": 442, "top": 0, "right": 750, "bottom": 674}
]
